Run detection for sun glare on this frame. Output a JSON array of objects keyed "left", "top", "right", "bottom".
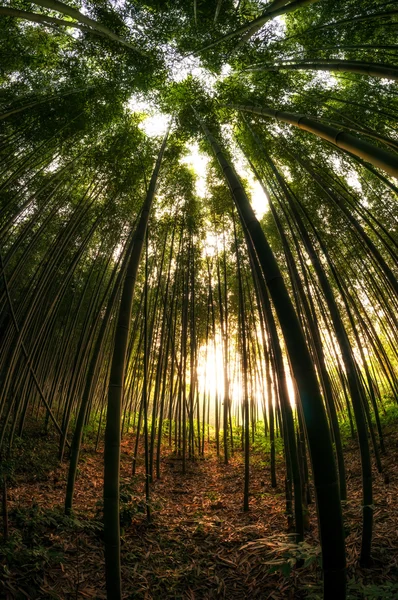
[
  {"left": 196, "top": 332, "right": 296, "bottom": 427},
  {"left": 180, "top": 142, "right": 210, "bottom": 197},
  {"left": 127, "top": 95, "right": 171, "bottom": 137}
]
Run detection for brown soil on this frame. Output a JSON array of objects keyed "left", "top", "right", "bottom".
[{"left": 1, "top": 423, "right": 398, "bottom": 599}]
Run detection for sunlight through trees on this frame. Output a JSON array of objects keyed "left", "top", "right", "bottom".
[{"left": 1, "top": 1, "right": 397, "bottom": 598}]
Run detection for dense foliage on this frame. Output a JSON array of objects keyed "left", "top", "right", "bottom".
[{"left": 0, "top": 1, "right": 397, "bottom": 598}]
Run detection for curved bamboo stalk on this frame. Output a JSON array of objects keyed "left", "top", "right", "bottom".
[
  {"left": 198, "top": 114, "right": 346, "bottom": 599},
  {"left": 245, "top": 59, "right": 398, "bottom": 81},
  {"left": 103, "top": 127, "right": 169, "bottom": 600},
  {"left": 234, "top": 104, "right": 398, "bottom": 178},
  {"left": 32, "top": 0, "right": 144, "bottom": 52},
  {"left": 198, "top": 0, "right": 319, "bottom": 52}
]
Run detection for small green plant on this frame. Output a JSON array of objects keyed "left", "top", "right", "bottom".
[
  {"left": 347, "top": 580, "right": 398, "bottom": 600},
  {"left": 119, "top": 483, "right": 147, "bottom": 527},
  {"left": 250, "top": 423, "right": 285, "bottom": 456},
  {"left": 241, "top": 535, "right": 321, "bottom": 578},
  {"left": 12, "top": 504, "right": 102, "bottom": 542},
  {"left": 10, "top": 432, "right": 60, "bottom": 483},
  {"left": 302, "top": 578, "right": 398, "bottom": 600},
  {"left": 0, "top": 529, "right": 64, "bottom": 570},
  {"left": 117, "top": 481, "right": 161, "bottom": 529},
  {"left": 206, "top": 491, "right": 218, "bottom": 502},
  {"left": 268, "top": 540, "right": 320, "bottom": 577}
]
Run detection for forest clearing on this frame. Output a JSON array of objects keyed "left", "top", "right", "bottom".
[{"left": 1, "top": 0, "right": 398, "bottom": 598}]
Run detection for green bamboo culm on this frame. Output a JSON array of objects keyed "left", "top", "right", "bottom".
[
  {"left": 31, "top": 0, "right": 143, "bottom": 51},
  {"left": 197, "top": 114, "right": 346, "bottom": 600},
  {"left": 199, "top": 0, "right": 320, "bottom": 51},
  {"left": 244, "top": 59, "right": 398, "bottom": 81},
  {"left": 103, "top": 128, "right": 170, "bottom": 600},
  {"left": 65, "top": 242, "right": 134, "bottom": 515},
  {"left": 233, "top": 105, "right": 398, "bottom": 178}
]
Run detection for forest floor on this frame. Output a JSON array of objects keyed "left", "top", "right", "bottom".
[{"left": 1, "top": 419, "right": 398, "bottom": 599}]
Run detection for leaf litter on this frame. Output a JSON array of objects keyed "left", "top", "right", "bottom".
[{"left": 1, "top": 422, "right": 398, "bottom": 599}]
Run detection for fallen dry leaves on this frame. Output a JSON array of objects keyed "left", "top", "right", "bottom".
[{"left": 1, "top": 422, "right": 398, "bottom": 599}]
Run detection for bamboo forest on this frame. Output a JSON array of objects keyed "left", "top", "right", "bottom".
[{"left": 1, "top": 0, "right": 398, "bottom": 598}]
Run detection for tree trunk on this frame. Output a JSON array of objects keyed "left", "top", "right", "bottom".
[
  {"left": 235, "top": 105, "right": 398, "bottom": 178},
  {"left": 103, "top": 129, "right": 169, "bottom": 600},
  {"left": 198, "top": 115, "right": 346, "bottom": 599}
]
